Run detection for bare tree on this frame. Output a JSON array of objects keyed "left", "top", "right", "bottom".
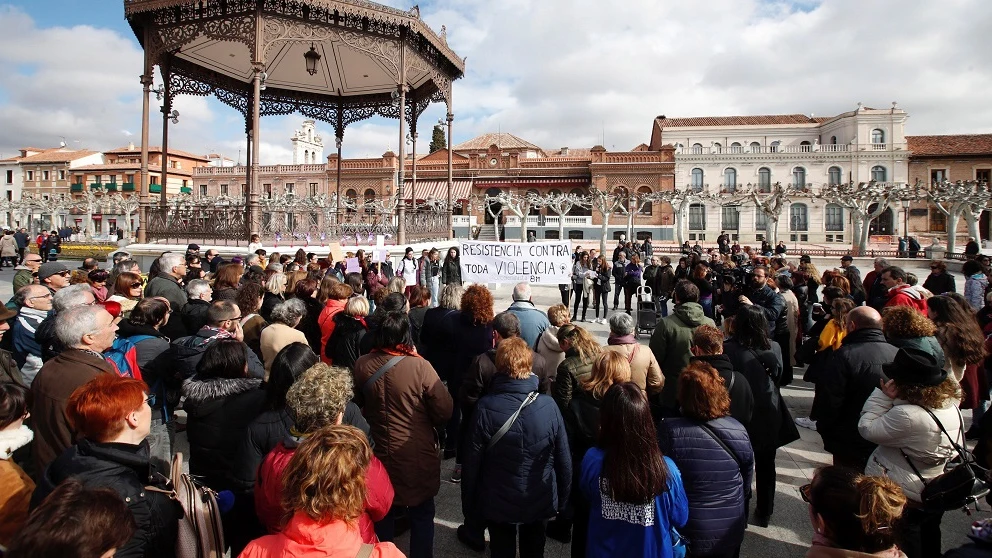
[
  {"left": 927, "top": 179, "right": 991, "bottom": 253},
  {"left": 589, "top": 187, "right": 627, "bottom": 254},
  {"left": 107, "top": 193, "right": 141, "bottom": 241},
  {"left": 746, "top": 182, "right": 814, "bottom": 246},
  {"left": 818, "top": 181, "right": 912, "bottom": 255},
  {"left": 535, "top": 191, "right": 589, "bottom": 241},
  {"left": 485, "top": 191, "right": 540, "bottom": 242}
]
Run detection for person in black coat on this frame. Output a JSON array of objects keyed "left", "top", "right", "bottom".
[
  {"left": 922, "top": 260, "right": 956, "bottom": 296},
  {"left": 181, "top": 338, "right": 266, "bottom": 492},
  {"left": 461, "top": 338, "right": 571, "bottom": 558},
  {"left": 657, "top": 361, "right": 754, "bottom": 558},
  {"left": 326, "top": 300, "right": 370, "bottom": 370},
  {"left": 288, "top": 278, "right": 323, "bottom": 353},
  {"left": 420, "top": 285, "right": 463, "bottom": 384},
  {"left": 722, "top": 305, "right": 797, "bottom": 528},
  {"left": 34, "top": 374, "right": 182, "bottom": 558},
  {"left": 689, "top": 325, "right": 754, "bottom": 427},
  {"left": 740, "top": 265, "right": 786, "bottom": 339},
  {"left": 181, "top": 279, "right": 212, "bottom": 334},
  {"left": 809, "top": 306, "right": 897, "bottom": 472}
]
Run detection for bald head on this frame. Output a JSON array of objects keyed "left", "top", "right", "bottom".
[{"left": 847, "top": 306, "right": 883, "bottom": 332}]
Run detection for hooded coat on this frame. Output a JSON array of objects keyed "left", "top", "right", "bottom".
[
  {"left": 326, "top": 313, "right": 368, "bottom": 370},
  {"left": 534, "top": 325, "right": 565, "bottom": 384},
  {"left": 649, "top": 302, "right": 716, "bottom": 408}
]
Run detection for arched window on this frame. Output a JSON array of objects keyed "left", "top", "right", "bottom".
[
  {"left": 690, "top": 168, "right": 704, "bottom": 192},
  {"left": 828, "top": 166, "right": 843, "bottom": 185},
  {"left": 364, "top": 188, "right": 376, "bottom": 215},
  {"left": 723, "top": 168, "right": 737, "bottom": 192},
  {"left": 825, "top": 203, "right": 844, "bottom": 231},
  {"left": 304, "top": 150, "right": 309, "bottom": 163},
  {"left": 568, "top": 187, "right": 591, "bottom": 216},
  {"left": 637, "top": 186, "right": 653, "bottom": 215},
  {"left": 758, "top": 167, "right": 771, "bottom": 192},
  {"left": 770, "top": 141, "right": 781, "bottom": 153},
  {"left": 800, "top": 140, "right": 812, "bottom": 152},
  {"left": 871, "top": 165, "right": 887, "bottom": 182},
  {"left": 312, "top": 152, "right": 318, "bottom": 164},
  {"left": 527, "top": 188, "right": 541, "bottom": 215},
  {"left": 730, "top": 142, "right": 742, "bottom": 153},
  {"left": 871, "top": 129, "right": 885, "bottom": 147},
  {"left": 830, "top": 136, "right": 837, "bottom": 145},
  {"left": 713, "top": 142, "right": 722, "bottom": 152},
  {"left": 345, "top": 188, "right": 358, "bottom": 213},
  {"left": 792, "top": 166, "right": 806, "bottom": 188},
  {"left": 691, "top": 143, "right": 702, "bottom": 154},
  {"left": 688, "top": 203, "right": 705, "bottom": 230},
  {"left": 790, "top": 203, "right": 809, "bottom": 231},
  {"left": 750, "top": 142, "right": 761, "bottom": 153}
]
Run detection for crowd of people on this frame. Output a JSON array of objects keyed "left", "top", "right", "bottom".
[{"left": 0, "top": 237, "right": 991, "bottom": 558}]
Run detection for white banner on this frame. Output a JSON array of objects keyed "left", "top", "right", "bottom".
[{"left": 460, "top": 240, "right": 572, "bottom": 284}]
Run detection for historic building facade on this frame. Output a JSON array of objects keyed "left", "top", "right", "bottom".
[{"left": 649, "top": 104, "right": 911, "bottom": 245}]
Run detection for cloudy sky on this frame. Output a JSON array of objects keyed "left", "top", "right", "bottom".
[{"left": 0, "top": 0, "right": 989, "bottom": 164}]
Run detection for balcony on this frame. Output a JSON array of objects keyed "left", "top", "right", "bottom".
[
  {"left": 180, "top": 186, "right": 192, "bottom": 194},
  {"left": 677, "top": 142, "right": 907, "bottom": 156},
  {"left": 70, "top": 183, "right": 83, "bottom": 192},
  {"left": 89, "top": 182, "right": 102, "bottom": 190},
  {"left": 149, "top": 184, "right": 162, "bottom": 194},
  {"left": 105, "top": 183, "right": 118, "bottom": 191},
  {"left": 505, "top": 215, "right": 594, "bottom": 227},
  {"left": 121, "top": 182, "right": 135, "bottom": 192}
]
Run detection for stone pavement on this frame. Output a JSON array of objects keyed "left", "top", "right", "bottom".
[{"left": 1, "top": 259, "right": 984, "bottom": 557}]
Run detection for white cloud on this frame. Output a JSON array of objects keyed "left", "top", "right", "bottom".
[{"left": 1, "top": 0, "right": 990, "bottom": 163}]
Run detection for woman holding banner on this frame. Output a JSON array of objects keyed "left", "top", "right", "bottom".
[{"left": 572, "top": 252, "right": 594, "bottom": 322}]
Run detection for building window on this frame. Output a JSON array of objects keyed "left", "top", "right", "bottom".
[
  {"left": 345, "top": 189, "right": 358, "bottom": 213},
  {"left": 26, "top": 171, "right": 33, "bottom": 181},
  {"left": 567, "top": 230, "right": 584, "bottom": 240},
  {"left": 793, "top": 166, "right": 806, "bottom": 188},
  {"left": 691, "top": 143, "right": 702, "bottom": 154},
  {"left": 199, "top": 184, "right": 207, "bottom": 197},
  {"left": 637, "top": 186, "right": 652, "bottom": 215},
  {"left": 800, "top": 141, "right": 812, "bottom": 152},
  {"left": 976, "top": 169, "right": 991, "bottom": 183},
  {"left": 713, "top": 142, "right": 722, "bottom": 152},
  {"left": 310, "top": 183, "right": 318, "bottom": 196},
  {"left": 828, "top": 166, "right": 842, "bottom": 185},
  {"left": 831, "top": 136, "right": 837, "bottom": 144},
  {"left": 929, "top": 210, "right": 946, "bottom": 232},
  {"left": 220, "top": 184, "right": 229, "bottom": 196},
  {"left": 544, "top": 230, "right": 560, "bottom": 239},
  {"left": 42, "top": 170, "right": 49, "bottom": 181},
  {"left": 263, "top": 184, "right": 272, "bottom": 198},
  {"left": 721, "top": 206, "right": 740, "bottom": 230},
  {"left": 825, "top": 203, "right": 844, "bottom": 231},
  {"left": 688, "top": 204, "right": 705, "bottom": 230},
  {"left": 568, "top": 188, "right": 592, "bottom": 216},
  {"left": 690, "top": 168, "right": 704, "bottom": 192},
  {"left": 4, "top": 170, "right": 11, "bottom": 184},
  {"left": 770, "top": 141, "right": 780, "bottom": 153},
  {"left": 930, "top": 169, "right": 946, "bottom": 184},
  {"left": 285, "top": 183, "right": 295, "bottom": 195},
  {"left": 758, "top": 168, "right": 771, "bottom": 192},
  {"left": 58, "top": 170, "right": 66, "bottom": 180},
  {"left": 750, "top": 142, "right": 761, "bottom": 153},
  {"left": 730, "top": 142, "right": 742, "bottom": 153},
  {"left": 756, "top": 209, "right": 768, "bottom": 230},
  {"left": 871, "top": 165, "right": 887, "bottom": 182},
  {"left": 790, "top": 203, "right": 809, "bottom": 231},
  {"left": 871, "top": 128, "right": 885, "bottom": 148},
  {"left": 723, "top": 168, "right": 737, "bottom": 192}
]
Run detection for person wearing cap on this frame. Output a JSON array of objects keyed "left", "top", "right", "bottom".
[
  {"left": 11, "top": 285, "right": 52, "bottom": 385},
  {"left": 11, "top": 253, "right": 41, "bottom": 294},
  {"left": 144, "top": 253, "right": 189, "bottom": 340},
  {"left": 839, "top": 255, "right": 860, "bottom": 277},
  {"left": 810, "top": 306, "right": 898, "bottom": 472},
  {"left": 0, "top": 303, "right": 21, "bottom": 385},
  {"left": 859, "top": 347, "right": 963, "bottom": 558},
  {"left": 187, "top": 243, "right": 201, "bottom": 257},
  {"left": 38, "top": 262, "right": 70, "bottom": 295}
]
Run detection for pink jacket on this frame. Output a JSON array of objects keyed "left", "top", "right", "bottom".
[{"left": 239, "top": 512, "right": 405, "bottom": 558}]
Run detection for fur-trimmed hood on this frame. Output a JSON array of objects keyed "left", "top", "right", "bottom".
[
  {"left": 182, "top": 376, "right": 262, "bottom": 407},
  {"left": 0, "top": 425, "right": 33, "bottom": 460}
]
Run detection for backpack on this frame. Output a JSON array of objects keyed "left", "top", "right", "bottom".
[
  {"left": 147, "top": 452, "right": 225, "bottom": 558},
  {"left": 104, "top": 336, "right": 152, "bottom": 380}
]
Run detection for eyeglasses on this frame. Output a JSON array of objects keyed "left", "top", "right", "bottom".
[
  {"left": 57, "top": 270, "right": 71, "bottom": 277},
  {"left": 145, "top": 393, "right": 157, "bottom": 407},
  {"left": 800, "top": 483, "right": 812, "bottom": 503},
  {"left": 229, "top": 315, "right": 242, "bottom": 321},
  {"left": 130, "top": 282, "right": 143, "bottom": 288},
  {"left": 29, "top": 293, "right": 53, "bottom": 300}
]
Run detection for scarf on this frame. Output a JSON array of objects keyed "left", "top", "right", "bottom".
[
  {"left": 0, "top": 425, "right": 34, "bottom": 459},
  {"left": 376, "top": 345, "right": 419, "bottom": 358},
  {"left": 607, "top": 334, "right": 637, "bottom": 345}
]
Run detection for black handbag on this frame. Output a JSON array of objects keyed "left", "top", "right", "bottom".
[{"left": 901, "top": 406, "right": 990, "bottom": 511}]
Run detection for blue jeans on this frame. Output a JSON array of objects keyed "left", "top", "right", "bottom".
[
  {"left": 428, "top": 276, "right": 440, "bottom": 308},
  {"left": 376, "top": 498, "right": 436, "bottom": 558}
]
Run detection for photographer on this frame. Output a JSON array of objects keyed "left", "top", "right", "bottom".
[{"left": 738, "top": 266, "right": 786, "bottom": 341}]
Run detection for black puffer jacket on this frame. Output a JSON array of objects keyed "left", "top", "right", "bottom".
[
  {"left": 657, "top": 416, "right": 754, "bottom": 558},
  {"left": 326, "top": 313, "right": 367, "bottom": 370},
  {"left": 181, "top": 376, "right": 266, "bottom": 491},
  {"left": 36, "top": 439, "right": 182, "bottom": 558},
  {"left": 461, "top": 374, "right": 571, "bottom": 524},
  {"left": 689, "top": 354, "right": 754, "bottom": 428},
  {"left": 419, "top": 307, "right": 460, "bottom": 383},
  {"left": 180, "top": 299, "right": 210, "bottom": 335},
  {"left": 810, "top": 327, "right": 898, "bottom": 462},
  {"left": 294, "top": 296, "right": 324, "bottom": 353},
  {"left": 723, "top": 339, "right": 784, "bottom": 451},
  {"left": 260, "top": 292, "right": 283, "bottom": 322}
]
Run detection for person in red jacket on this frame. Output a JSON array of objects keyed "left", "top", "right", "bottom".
[
  {"left": 255, "top": 362, "right": 393, "bottom": 541},
  {"left": 881, "top": 266, "right": 928, "bottom": 312},
  {"left": 318, "top": 280, "right": 355, "bottom": 363},
  {"left": 243, "top": 425, "right": 404, "bottom": 558}
]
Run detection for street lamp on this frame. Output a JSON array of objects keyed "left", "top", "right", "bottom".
[
  {"left": 901, "top": 198, "right": 911, "bottom": 255},
  {"left": 304, "top": 44, "right": 321, "bottom": 76}
]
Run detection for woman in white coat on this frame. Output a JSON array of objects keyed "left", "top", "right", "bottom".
[{"left": 858, "top": 347, "right": 962, "bottom": 558}]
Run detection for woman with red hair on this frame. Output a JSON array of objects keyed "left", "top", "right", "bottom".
[{"left": 33, "top": 374, "right": 182, "bottom": 558}]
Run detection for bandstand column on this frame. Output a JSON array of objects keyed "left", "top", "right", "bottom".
[
  {"left": 249, "top": 67, "right": 262, "bottom": 239},
  {"left": 396, "top": 37, "right": 407, "bottom": 245},
  {"left": 159, "top": 56, "right": 171, "bottom": 207},
  {"left": 137, "top": 52, "right": 152, "bottom": 243},
  {"left": 447, "top": 107, "right": 454, "bottom": 239}
]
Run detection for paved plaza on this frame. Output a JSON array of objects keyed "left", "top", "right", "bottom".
[{"left": 1, "top": 257, "right": 984, "bottom": 557}]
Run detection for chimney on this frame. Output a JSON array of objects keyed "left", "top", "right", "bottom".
[
  {"left": 559, "top": 147, "right": 569, "bottom": 156},
  {"left": 128, "top": 142, "right": 135, "bottom": 151}
]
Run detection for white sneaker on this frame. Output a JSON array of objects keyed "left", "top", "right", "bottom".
[{"left": 795, "top": 416, "right": 817, "bottom": 431}]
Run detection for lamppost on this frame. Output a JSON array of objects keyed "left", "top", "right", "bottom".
[
  {"left": 407, "top": 131, "right": 418, "bottom": 210},
  {"left": 901, "top": 198, "right": 911, "bottom": 256}
]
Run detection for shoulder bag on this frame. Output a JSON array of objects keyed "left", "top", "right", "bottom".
[
  {"left": 362, "top": 356, "right": 405, "bottom": 395},
  {"left": 487, "top": 392, "right": 539, "bottom": 451},
  {"left": 900, "top": 406, "right": 989, "bottom": 511}
]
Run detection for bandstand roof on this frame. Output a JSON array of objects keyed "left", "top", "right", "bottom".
[{"left": 124, "top": 0, "right": 464, "bottom": 134}]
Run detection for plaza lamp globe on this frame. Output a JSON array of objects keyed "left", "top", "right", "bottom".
[{"left": 304, "top": 44, "right": 321, "bottom": 76}]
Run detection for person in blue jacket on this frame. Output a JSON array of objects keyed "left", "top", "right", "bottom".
[
  {"left": 658, "top": 360, "right": 754, "bottom": 558},
  {"left": 461, "top": 336, "right": 572, "bottom": 558},
  {"left": 581, "top": 382, "right": 688, "bottom": 558}
]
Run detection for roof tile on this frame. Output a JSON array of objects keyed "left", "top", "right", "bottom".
[
  {"left": 655, "top": 114, "right": 821, "bottom": 127},
  {"left": 907, "top": 135, "right": 992, "bottom": 157},
  {"left": 17, "top": 149, "right": 100, "bottom": 164},
  {"left": 453, "top": 133, "right": 546, "bottom": 154}
]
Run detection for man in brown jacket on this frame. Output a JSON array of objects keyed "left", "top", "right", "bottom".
[
  {"left": 353, "top": 311, "right": 453, "bottom": 558},
  {"left": 602, "top": 312, "right": 664, "bottom": 396},
  {"left": 30, "top": 305, "right": 117, "bottom": 475}
]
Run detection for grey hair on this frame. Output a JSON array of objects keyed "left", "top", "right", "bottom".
[
  {"left": 439, "top": 283, "right": 463, "bottom": 310},
  {"left": 608, "top": 312, "right": 635, "bottom": 336},
  {"left": 159, "top": 252, "right": 185, "bottom": 273},
  {"left": 874, "top": 257, "right": 890, "bottom": 267},
  {"left": 186, "top": 279, "right": 211, "bottom": 299},
  {"left": 55, "top": 305, "right": 105, "bottom": 348},
  {"left": 246, "top": 253, "right": 261, "bottom": 266},
  {"left": 512, "top": 283, "right": 532, "bottom": 302},
  {"left": 53, "top": 284, "right": 95, "bottom": 313},
  {"left": 270, "top": 298, "right": 306, "bottom": 325},
  {"left": 265, "top": 273, "right": 287, "bottom": 294},
  {"left": 14, "top": 285, "right": 44, "bottom": 307}
]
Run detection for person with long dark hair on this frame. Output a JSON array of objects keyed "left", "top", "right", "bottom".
[
  {"left": 441, "top": 247, "right": 462, "bottom": 286},
  {"left": 723, "top": 304, "right": 797, "bottom": 527},
  {"left": 571, "top": 251, "right": 593, "bottom": 322},
  {"left": 927, "top": 295, "right": 988, "bottom": 434},
  {"left": 581, "top": 382, "right": 687, "bottom": 557}
]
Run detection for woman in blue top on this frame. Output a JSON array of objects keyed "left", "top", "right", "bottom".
[{"left": 581, "top": 382, "right": 688, "bottom": 558}]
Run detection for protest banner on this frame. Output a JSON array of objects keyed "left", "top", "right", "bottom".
[{"left": 459, "top": 240, "right": 572, "bottom": 284}]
